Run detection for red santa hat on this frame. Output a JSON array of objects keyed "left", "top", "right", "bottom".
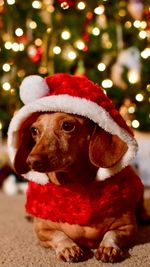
[{"left": 7, "top": 73, "right": 138, "bottom": 185}]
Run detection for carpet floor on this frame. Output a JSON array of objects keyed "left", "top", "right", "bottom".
[{"left": 0, "top": 189, "right": 150, "bottom": 267}]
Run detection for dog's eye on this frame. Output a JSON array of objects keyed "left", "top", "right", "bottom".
[
  {"left": 31, "top": 127, "right": 39, "bottom": 136},
  {"left": 62, "top": 121, "right": 75, "bottom": 132}
]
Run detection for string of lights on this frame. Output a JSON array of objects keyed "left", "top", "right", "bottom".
[{"left": 0, "top": 0, "right": 150, "bottom": 135}]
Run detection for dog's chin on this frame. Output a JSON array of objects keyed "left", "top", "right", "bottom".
[
  {"left": 30, "top": 166, "right": 54, "bottom": 173},
  {"left": 28, "top": 162, "right": 56, "bottom": 173}
]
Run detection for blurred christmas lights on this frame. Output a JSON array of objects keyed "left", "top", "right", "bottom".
[
  {"left": 38, "top": 66, "right": 47, "bottom": 74},
  {"left": 140, "top": 21, "right": 147, "bottom": 29},
  {"left": 146, "top": 84, "right": 150, "bottom": 92},
  {"left": 128, "top": 69, "right": 140, "bottom": 84},
  {"left": 67, "top": 51, "right": 77, "bottom": 60},
  {"left": 4, "top": 41, "right": 12, "bottom": 50},
  {"left": 133, "top": 20, "right": 141, "bottom": 28},
  {"left": 0, "top": 0, "right": 150, "bottom": 134},
  {"left": 35, "top": 38, "right": 43, "bottom": 46},
  {"left": 132, "top": 120, "right": 140, "bottom": 128},
  {"left": 135, "top": 93, "right": 144, "bottom": 102},
  {"left": 19, "top": 43, "right": 25, "bottom": 51},
  {"left": 61, "top": 2, "right": 69, "bottom": 9},
  {"left": 125, "top": 21, "right": 132, "bottom": 29},
  {"left": 17, "top": 69, "right": 26, "bottom": 77},
  {"left": 139, "top": 30, "right": 147, "bottom": 39},
  {"left": 92, "top": 27, "right": 100, "bottom": 36},
  {"left": 12, "top": 42, "right": 20, "bottom": 52},
  {"left": 10, "top": 88, "right": 15, "bottom": 95},
  {"left": 77, "top": 1, "right": 86, "bottom": 10},
  {"left": 2, "top": 82, "right": 11, "bottom": 91},
  {"left": 97, "top": 62, "right": 106, "bottom": 71},
  {"left": 102, "top": 79, "right": 113, "bottom": 88},
  {"left": 118, "top": 9, "right": 126, "bottom": 17},
  {"left": 61, "top": 30, "right": 71, "bottom": 40},
  {"left": 2, "top": 63, "right": 11, "bottom": 72},
  {"left": 15, "top": 28, "right": 23, "bottom": 37},
  {"left": 7, "top": 0, "right": 15, "bottom": 5},
  {"left": 47, "top": 27, "right": 52, "bottom": 33},
  {"left": 133, "top": 20, "right": 147, "bottom": 29},
  {"left": 0, "top": 121, "right": 2, "bottom": 130},
  {"left": 94, "top": 5, "right": 105, "bottom": 15},
  {"left": 53, "top": 46, "right": 61, "bottom": 54},
  {"left": 141, "top": 48, "right": 150, "bottom": 59},
  {"left": 29, "top": 21, "right": 37, "bottom": 29},
  {"left": 75, "top": 40, "right": 85, "bottom": 50},
  {"left": 32, "top": 0, "right": 42, "bottom": 9},
  {"left": 128, "top": 106, "right": 135, "bottom": 114}
]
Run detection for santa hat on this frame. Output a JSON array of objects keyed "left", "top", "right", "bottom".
[{"left": 7, "top": 73, "right": 138, "bottom": 185}]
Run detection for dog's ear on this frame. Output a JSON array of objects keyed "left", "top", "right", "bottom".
[
  {"left": 14, "top": 126, "right": 34, "bottom": 174},
  {"left": 89, "top": 126, "right": 128, "bottom": 168}
]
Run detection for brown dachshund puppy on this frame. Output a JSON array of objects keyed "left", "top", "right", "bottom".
[{"left": 14, "top": 112, "right": 147, "bottom": 263}]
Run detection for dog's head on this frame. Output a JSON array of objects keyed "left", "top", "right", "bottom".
[
  {"left": 8, "top": 74, "right": 138, "bottom": 184},
  {"left": 13, "top": 112, "right": 127, "bottom": 184}
]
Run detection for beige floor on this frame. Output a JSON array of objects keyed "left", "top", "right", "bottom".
[{"left": 0, "top": 190, "right": 150, "bottom": 267}]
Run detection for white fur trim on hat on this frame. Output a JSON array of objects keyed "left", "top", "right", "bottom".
[
  {"left": 7, "top": 94, "right": 138, "bottom": 185},
  {"left": 25, "top": 171, "right": 49, "bottom": 185},
  {"left": 20, "top": 75, "right": 50, "bottom": 104}
]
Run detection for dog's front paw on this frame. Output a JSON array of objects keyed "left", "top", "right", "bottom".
[
  {"left": 95, "top": 246, "right": 125, "bottom": 263},
  {"left": 56, "top": 245, "right": 84, "bottom": 262}
]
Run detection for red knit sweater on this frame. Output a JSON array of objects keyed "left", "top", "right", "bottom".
[{"left": 26, "top": 166, "right": 143, "bottom": 226}]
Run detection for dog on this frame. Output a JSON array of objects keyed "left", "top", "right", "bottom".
[{"left": 13, "top": 111, "right": 149, "bottom": 263}]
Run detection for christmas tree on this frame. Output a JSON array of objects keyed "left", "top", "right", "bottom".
[{"left": 0, "top": 0, "right": 150, "bottom": 137}]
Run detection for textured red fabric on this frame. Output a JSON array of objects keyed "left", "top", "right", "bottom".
[
  {"left": 26, "top": 167, "right": 143, "bottom": 226},
  {"left": 45, "top": 74, "right": 133, "bottom": 136}
]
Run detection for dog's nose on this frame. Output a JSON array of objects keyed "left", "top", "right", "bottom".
[{"left": 27, "top": 155, "right": 43, "bottom": 171}]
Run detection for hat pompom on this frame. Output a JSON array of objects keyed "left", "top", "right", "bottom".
[{"left": 20, "top": 75, "right": 50, "bottom": 104}]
